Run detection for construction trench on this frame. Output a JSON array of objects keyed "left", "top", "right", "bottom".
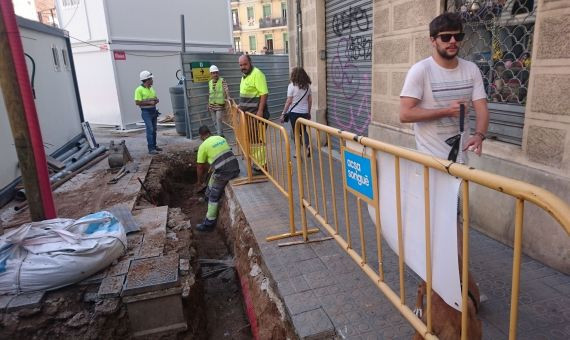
[{"left": 0, "top": 149, "right": 294, "bottom": 339}]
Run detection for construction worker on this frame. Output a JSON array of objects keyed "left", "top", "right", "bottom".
[
  {"left": 134, "top": 70, "right": 161, "bottom": 154},
  {"left": 238, "top": 54, "right": 269, "bottom": 172},
  {"left": 195, "top": 125, "right": 240, "bottom": 231},
  {"left": 207, "top": 65, "right": 231, "bottom": 136}
]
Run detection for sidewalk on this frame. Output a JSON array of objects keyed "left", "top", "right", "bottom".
[{"left": 227, "top": 138, "right": 570, "bottom": 339}]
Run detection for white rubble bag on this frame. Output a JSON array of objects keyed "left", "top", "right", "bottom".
[{"left": 0, "top": 211, "right": 127, "bottom": 295}]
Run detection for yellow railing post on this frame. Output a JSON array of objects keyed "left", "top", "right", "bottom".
[
  {"left": 461, "top": 180, "right": 471, "bottom": 340},
  {"left": 295, "top": 119, "right": 310, "bottom": 242},
  {"left": 509, "top": 198, "right": 524, "bottom": 340},
  {"left": 424, "top": 166, "right": 433, "bottom": 335}
]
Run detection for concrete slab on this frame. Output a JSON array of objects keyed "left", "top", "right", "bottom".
[
  {"left": 291, "top": 307, "right": 335, "bottom": 340},
  {"left": 4, "top": 291, "right": 45, "bottom": 312},
  {"left": 98, "top": 275, "right": 125, "bottom": 298},
  {"left": 108, "top": 259, "right": 131, "bottom": 277},
  {"left": 78, "top": 269, "right": 108, "bottom": 285},
  {"left": 123, "top": 287, "right": 186, "bottom": 338},
  {"left": 123, "top": 254, "right": 179, "bottom": 296},
  {"left": 108, "top": 204, "right": 140, "bottom": 234},
  {"left": 132, "top": 206, "right": 168, "bottom": 259}
]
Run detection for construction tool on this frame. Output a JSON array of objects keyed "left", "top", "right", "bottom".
[
  {"left": 108, "top": 163, "right": 138, "bottom": 184},
  {"left": 108, "top": 140, "right": 133, "bottom": 169}
]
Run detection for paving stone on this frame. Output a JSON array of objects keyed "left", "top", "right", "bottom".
[
  {"left": 297, "top": 258, "right": 327, "bottom": 275},
  {"left": 98, "top": 275, "right": 125, "bottom": 298},
  {"left": 277, "top": 280, "right": 295, "bottom": 296},
  {"left": 108, "top": 259, "right": 131, "bottom": 277},
  {"left": 123, "top": 254, "right": 179, "bottom": 296},
  {"left": 79, "top": 269, "right": 108, "bottom": 285},
  {"left": 133, "top": 206, "right": 168, "bottom": 259},
  {"left": 95, "top": 298, "right": 120, "bottom": 315},
  {"left": 291, "top": 307, "right": 335, "bottom": 339},
  {"left": 5, "top": 291, "right": 45, "bottom": 312},
  {"left": 303, "top": 270, "right": 336, "bottom": 290},
  {"left": 284, "top": 291, "right": 320, "bottom": 315},
  {"left": 126, "top": 234, "right": 143, "bottom": 257},
  {"left": 108, "top": 204, "right": 140, "bottom": 234},
  {"left": 291, "top": 275, "right": 311, "bottom": 293}
]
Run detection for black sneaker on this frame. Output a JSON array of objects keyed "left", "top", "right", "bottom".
[
  {"left": 148, "top": 150, "right": 159, "bottom": 155},
  {"left": 155, "top": 147, "right": 163, "bottom": 151},
  {"left": 196, "top": 223, "right": 215, "bottom": 232}
]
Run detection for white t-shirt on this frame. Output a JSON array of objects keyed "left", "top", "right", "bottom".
[
  {"left": 400, "top": 57, "right": 486, "bottom": 159},
  {"left": 287, "top": 83, "right": 312, "bottom": 114}
]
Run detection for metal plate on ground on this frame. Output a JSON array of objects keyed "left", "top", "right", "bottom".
[
  {"left": 108, "top": 204, "right": 140, "bottom": 234},
  {"left": 123, "top": 255, "right": 179, "bottom": 296}
]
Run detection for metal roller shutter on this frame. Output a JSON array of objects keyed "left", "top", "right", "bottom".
[{"left": 325, "top": 0, "right": 373, "bottom": 149}]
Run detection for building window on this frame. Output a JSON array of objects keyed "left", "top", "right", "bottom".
[
  {"left": 247, "top": 6, "right": 254, "bottom": 26},
  {"left": 62, "top": 0, "right": 79, "bottom": 7},
  {"left": 61, "top": 48, "right": 69, "bottom": 70},
  {"left": 232, "top": 9, "right": 239, "bottom": 26},
  {"left": 234, "top": 37, "right": 241, "bottom": 52},
  {"left": 51, "top": 46, "right": 60, "bottom": 71},
  {"left": 265, "top": 34, "right": 273, "bottom": 51},
  {"left": 282, "top": 2, "right": 287, "bottom": 20},
  {"left": 263, "top": 4, "right": 272, "bottom": 18},
  {"left": 447, "top": 0, "right": 537, "bottom": 145},
  {"left": 283, "top": 32, "right": 289, "bottom": 54},
  {"left": 249, "top": 35, "right": 257, "bottom": 52}
]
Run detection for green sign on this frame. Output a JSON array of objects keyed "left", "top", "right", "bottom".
[{"left": 190, "top": 61, "right": 211, "bottom": 83}]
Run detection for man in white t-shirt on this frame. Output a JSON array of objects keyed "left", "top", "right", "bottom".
[
  {"left": 400, "top": 12, "right": 489, "bottom": 161},
  {"left": 400, "top": 13, "right": 490, "bottom": 318}
]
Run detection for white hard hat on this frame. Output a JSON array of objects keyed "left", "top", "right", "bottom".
[
  {"left": 209, "top": 65, "right": 219, "bottom": 73},
  {"left": 139, "top": 70, "right": 153, "bottom": 81}
]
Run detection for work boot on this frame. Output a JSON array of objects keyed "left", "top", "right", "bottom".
[
  {"left": 155, "top": 146, "right": 163, "bottom": 151},
  {"left": 196, "top": 219, "right": 216, "bottom": 232},
  {"left": 148, "top": 149, "right": 159, "bottom": 155}
]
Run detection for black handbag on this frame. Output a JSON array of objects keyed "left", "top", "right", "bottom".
[{"left": 284, "top": 88, "right": 309, "bottom": 123}]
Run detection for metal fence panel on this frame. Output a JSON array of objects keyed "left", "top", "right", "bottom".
[{"left": 181, "top": 53, "right": 289, "bottom": 138}]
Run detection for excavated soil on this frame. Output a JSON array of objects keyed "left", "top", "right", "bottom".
[
  {"left": 145, "top": 151, "right": 252, "bottom": 340},
  {"left": 218, "top": 187, "right": 298, "bottom": 340}
]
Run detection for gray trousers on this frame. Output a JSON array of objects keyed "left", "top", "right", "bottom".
[{"left": 209, "top": 109, "right": 223, "bottom": 135}]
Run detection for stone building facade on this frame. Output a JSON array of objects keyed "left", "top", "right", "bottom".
[
  {"left": 287, "top": 0, "right": 570, "bottom": 273},
  {"left": 232, "top": 0, "right": 290, "bottom": 55}
]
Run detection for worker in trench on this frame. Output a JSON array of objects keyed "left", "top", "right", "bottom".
[{"left": 195, "top": 126, "right": 240, "bottom": 231}]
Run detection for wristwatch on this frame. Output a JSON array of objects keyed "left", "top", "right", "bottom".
[{"left": 474, "top": 131, "right": 486, "bottom": 140}]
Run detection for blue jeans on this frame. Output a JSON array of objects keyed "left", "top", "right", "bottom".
[{"left": 141, "top": 108, "right": 158, "bottom": 151}]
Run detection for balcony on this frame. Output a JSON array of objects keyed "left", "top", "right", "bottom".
[{"left": 259, "top": 17, "right": 287, "bottom": 28}]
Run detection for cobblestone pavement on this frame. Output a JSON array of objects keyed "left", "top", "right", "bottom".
[{"left": 228, "top": 136, "right": 570, "bottom": 340}]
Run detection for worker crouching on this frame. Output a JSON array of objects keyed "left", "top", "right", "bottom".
[{"left": 195, "top": 126, "right": 240, "bottom": 232}]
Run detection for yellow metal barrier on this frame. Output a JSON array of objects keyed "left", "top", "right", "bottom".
[
  {"left": 225, "top": 101, "right": 318, "bottom": 241},
  {"left": 293, "top": 118, "right": 570, "bottom": 340}
]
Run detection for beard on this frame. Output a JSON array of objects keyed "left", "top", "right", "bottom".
[{"left": 436, "top": 45, "right": 459, "bottom": 60}]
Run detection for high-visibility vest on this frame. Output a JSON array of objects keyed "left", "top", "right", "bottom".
[{"left": 209, "top": 77, "right": 225, "bottom": 105}]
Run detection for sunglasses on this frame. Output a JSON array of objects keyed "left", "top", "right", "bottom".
[{"left": 436, "top": 33, "right": 465, "bottom": 42}]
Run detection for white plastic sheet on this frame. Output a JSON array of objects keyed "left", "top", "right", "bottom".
[
  {"left": 0, "top": 211, "right": 127, "bottom": 295},
  {"left": 343, "top": 139, "right": 463, "bottom": 312}
]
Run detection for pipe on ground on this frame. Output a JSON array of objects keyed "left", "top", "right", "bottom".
[{"left": 15, "top": 146, "right": 107, "bottom": 201}]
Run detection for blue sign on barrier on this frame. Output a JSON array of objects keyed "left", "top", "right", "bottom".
[{"left": 343, "top": 149, "right": 374, "bottom": 201}]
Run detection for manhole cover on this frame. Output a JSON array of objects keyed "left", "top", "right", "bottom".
[{"left": 123, "top": 255, "right": 179, "bottom": 296}]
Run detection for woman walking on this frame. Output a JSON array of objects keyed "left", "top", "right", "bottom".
[{"left": 280, "top": 67, "right": 312, "bottom": 157}]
